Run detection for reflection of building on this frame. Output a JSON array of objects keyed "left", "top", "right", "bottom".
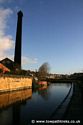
[
  {"left": 12, "top": 104, "right": 21, "bottom": 125},
  {"left": 0, "top": 89, "right": 32, "bottom": 125},
  {"left": 0, "top": 89, "right": 32, "bottom": 109},
  {"left": 38, "top": 86, "right": 48, "bottom": 100}
]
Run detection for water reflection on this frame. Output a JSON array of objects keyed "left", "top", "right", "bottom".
[
  {"left": 0, "top": 83, "right": 71, "bottom": 125},
  {"left": 0, "top": 107, "right": 12, "bottom": 125},
  {"left": 0, "top": 89, "right": 32, "bottom": 125},
  {"left": 0, "top": 89, "right": 32, "bottom": 109},
  {"left": 38, "top": 86, "right": 48, "bottom": 100},
  {"left": 12, "top": 103, "right": 21, "bottom": 125},
  {"left": 20, "top": 83, "right": 71, "bottom": 122}
]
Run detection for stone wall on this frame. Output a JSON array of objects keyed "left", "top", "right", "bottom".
[{"left": 0, "top": 76, "right": 32, "bottom": 92}]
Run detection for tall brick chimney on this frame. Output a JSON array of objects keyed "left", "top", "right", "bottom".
[{"left": 14, "top": 10, "right": 23, "bottom": 70}]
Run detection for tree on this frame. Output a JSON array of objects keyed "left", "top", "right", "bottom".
[{"left": 38, "top": 62, "right": 50, "bottom": 80}]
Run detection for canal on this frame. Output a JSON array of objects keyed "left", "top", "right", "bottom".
[{"left": 0, "top": 83, "right": 72, "bottom": 125}]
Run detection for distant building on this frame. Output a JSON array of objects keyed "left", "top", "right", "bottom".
[{"left": 0, "top": 58, "right": 14, "bottom": 70}]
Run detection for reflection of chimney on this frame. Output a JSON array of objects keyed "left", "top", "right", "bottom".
[
  {"left": 14, "top": 10, "right": 23, "bottom": 70},
  {"left": 12, "top": 104, "right": 20, "bottom": 125}
]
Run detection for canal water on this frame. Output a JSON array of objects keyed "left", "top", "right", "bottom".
[{"left": 0, "top": 83, "right": 72, "bottom": 125}]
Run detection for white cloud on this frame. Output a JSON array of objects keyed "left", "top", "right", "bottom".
[
  {"left": 22, "top": 56, "right": 38, "bottom": 65},
  {"left": 0, "top": 8, "right": 13, "bottom": 36},
  {"left": 0, "top": 35, "right": 14, "bottom": 51},
  {"left": 0, "top": 8, "right": 14, "bottom": 59}
]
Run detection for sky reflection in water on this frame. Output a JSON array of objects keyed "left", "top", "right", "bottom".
[{"left": 0, "top": 83, "right": 71, "bottom": 125}]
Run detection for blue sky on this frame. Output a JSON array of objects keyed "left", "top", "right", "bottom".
[{"left": 0, "top": 0, "right": 83, "bottom": 74}]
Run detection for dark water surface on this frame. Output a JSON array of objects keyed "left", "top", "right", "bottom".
[{"left": 0, "top": 83, "right": 72, "bottom": 125}]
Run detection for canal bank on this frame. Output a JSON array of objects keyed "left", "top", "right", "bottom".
[
  {"left": 0, "top": 76, "right": 32, "bottom": 93},
  {"left": 64, "top": 83, "right": 83, "bottom": 124}
]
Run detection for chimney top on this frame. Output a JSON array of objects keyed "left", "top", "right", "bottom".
[{"left": 18, "top": 10, "right": 23, "bottom": 17}]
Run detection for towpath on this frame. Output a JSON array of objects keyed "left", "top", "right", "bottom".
[{"left": 64, "top": 83, "right": 83, "bottom": 124}]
